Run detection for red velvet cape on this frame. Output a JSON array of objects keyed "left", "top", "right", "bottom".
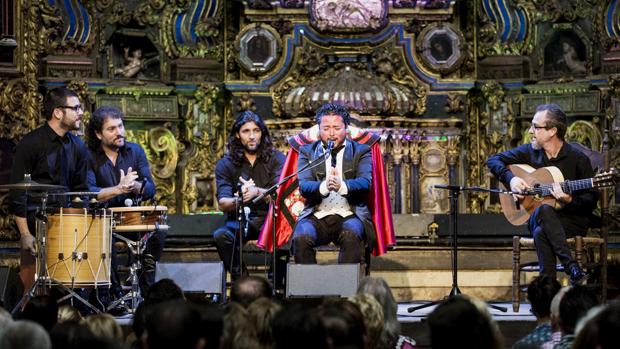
[{"left": 257, "top": 126, "right": 395, "bottom": 256}]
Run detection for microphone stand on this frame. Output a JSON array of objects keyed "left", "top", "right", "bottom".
[
  {"left": 252, "top": 147, "right": 331, "bottom": 294},
  {"left": 407, "top": 185, "right": 515, "bottom": 314},
  {"left": 236, "top": 183, "right": 245, "bottom": 281}
]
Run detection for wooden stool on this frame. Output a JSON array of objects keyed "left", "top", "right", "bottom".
[{"left": 512, "top": 235, "right": 607, "bottom": 312}]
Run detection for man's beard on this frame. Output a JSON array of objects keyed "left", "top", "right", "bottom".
[
  {"left": 244, "top": 144, "right": 259, "bottom": 154},
  {"left": 531, "top": 138, "right": 541, "bottom": 150},
  {"left": 104, "top": 137, "right": 124, "bottom": 150}
]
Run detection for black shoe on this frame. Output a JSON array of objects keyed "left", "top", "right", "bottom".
[{"left": 568, "top": 263, "right": 589, "bottom": 285}]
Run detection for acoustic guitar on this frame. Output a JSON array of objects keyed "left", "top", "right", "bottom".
[{"left": 499, "top": 164, "right": 618, "bottom": 226}]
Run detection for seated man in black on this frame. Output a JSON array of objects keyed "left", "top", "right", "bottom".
[
  {"left": 292, "top": 103, "right": 372, "bottom": 264},
  {"left": 86, "top": 106, "right": 158, "bottom": 296},
  {"left": 213, "top": 111, "right": 285, "bottom": 281},
  {"left": 487, "top": 103, "right": 597, "bottom": 285}
]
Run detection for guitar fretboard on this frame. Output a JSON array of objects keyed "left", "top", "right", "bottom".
[{"left": 531, "top": 178, "right": 594, "bottom": 196}]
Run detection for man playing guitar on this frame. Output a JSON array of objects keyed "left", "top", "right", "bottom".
[{"left": 487, "top": 103, "right": 597, "bottom": 285}]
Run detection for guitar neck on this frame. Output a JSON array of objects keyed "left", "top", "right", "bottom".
[{"left": 535, "top": 178, "right": 594, "bottom": 196}]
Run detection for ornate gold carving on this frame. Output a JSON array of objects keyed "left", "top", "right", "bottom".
[
  {"left": 125, "top": 126, "right": 178, "bottom": 213},
  {"left": 0, "top": 79, "right": 39, "bottom": 140},
  {"left": 445, "top": 93, "right": 465, "bottom": 113},
  {"left": 235, "top": 93, "right": 257, "bottom": 112},
  {"left": 179, "top": 84, "right": 227, "bottom": 213},
  {"left": 566, "top": 120, "right": 602, "bottom": 152}
]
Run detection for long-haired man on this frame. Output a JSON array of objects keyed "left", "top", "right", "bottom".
[{"left": 214, "top": 111, "right": 285, "bottom": 281}]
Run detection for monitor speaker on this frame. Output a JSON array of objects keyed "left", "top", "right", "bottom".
[
  {"left": 286, "top": 263, "right": 360, "bottom": 298},
  {"left": 155, "top": 262, "right": 226, "bottom": 301}
]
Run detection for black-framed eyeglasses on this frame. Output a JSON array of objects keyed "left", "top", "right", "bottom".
[
  {"left": 58, "top": 105, "right": 83, "bottom": 112},
  {"left": 530, "top": 123, "right": 549, "bottom": 130}
]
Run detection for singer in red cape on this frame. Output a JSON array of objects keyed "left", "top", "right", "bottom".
[
  {"left": 258, "top": 103, "right": 395, "bottom": 263},
  {"left": 86, "top": 106, "right": 157, "bottom": 299}
]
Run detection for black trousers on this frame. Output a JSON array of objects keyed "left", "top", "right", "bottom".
[
  {"left": 292, "top": 214, "right": 365, "bottom": 264},
  {"left": 528, "top": 204, "right": 588, "bottom": 276},
  {"left": 214, "top": 220, "right": 288, "bottom": 286}
]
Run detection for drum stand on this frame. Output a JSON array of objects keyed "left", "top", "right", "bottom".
[
  {"left": 12, "top": 194, "right": 101, "bottom": 315},
  {"left": 107, "top": 231, "right": 153, "bottom": 313}
]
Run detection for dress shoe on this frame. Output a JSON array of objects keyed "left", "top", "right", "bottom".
[{"left": 567, "top": 263, "right": 588, "bottom": 285}]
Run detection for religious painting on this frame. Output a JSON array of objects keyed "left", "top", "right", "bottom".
[
  {"left": 310, "top": 0, "right": 388, "bottom": 33},
  {"left": 417, "top": 24, "right": 464, "bottom": 74},
  {"left": 542, "top": 30, "right": 588, "bottom": 79}
]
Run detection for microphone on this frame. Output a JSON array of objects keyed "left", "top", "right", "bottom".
[
  {"left": 326, "top": 140, "right": 334, "bottom": 152},
  {"left": 136, "top": 177, "right": 147, "bottom": 206},
  {"left": 124, "top": 198, "right": 133, "bottom": 207}
]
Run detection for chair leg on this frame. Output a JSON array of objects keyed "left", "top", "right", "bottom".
[
  {"left": 512, "top": 236, "right": 521, "bottom": 312},
  {"left": 575, "top": 236, "right": 584, "bottom": 267}
]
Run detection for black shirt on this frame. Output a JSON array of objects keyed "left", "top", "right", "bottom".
[
  {"left": 215, "top": 151, "right": 285, "bottom": 224},
  {"left": 9, "top": 123, "right": 89, "bottom": 217},
  {"left": 487, "top": 142, "right": 598, "bottom": 215},
  {"left": 87, "top": 141, "right": 156, "bottom": 208}
]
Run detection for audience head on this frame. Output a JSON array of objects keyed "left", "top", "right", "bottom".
[
  {"left": 17, "top": 295, "right": 58, "bottom": 332},
  {"left": 145, "top": 300, "right": 204, "bottom": 349},
  {"left": 0, "top": 320, "right": 51, "bottom": 349},
  {"left": 57, "top": 305, "right": 82, "bottom": 324},
  {"left": 230, "top": 275, "right": 272, "bottom": 308},
  {"left": 348, "top": 293, "right": 384, "bottom": 349},
  {"left": 427, "top": 295, "right": 502, "bottom": 349},
  {"left": 247, "top": 297, "right": 282, "bottom": 348},
  {"left": 558, "top": 284, "right": 599, "bottom": 334},
  {"left": 220, "top": 301, "right": 259, "bottom": 349},
  {"left": 0, "top": 306, "right": 13, "bottom": 332},
  {"left": 319, "top": 298, "right": 367, "bottom": 349},
  {"left": 273, "top": 301, "right": 327, "bottom": 349},
  {"left": 573, "top": 301, "right": 620, "bottom": 349},
  {"left": 50, "top": 320, "right": 95, "bottom": 349},
  {"left": 527, "top": 275, "right": 561, "bottom": 319},
  {"left": 83, "top": 313, "right": 124, "bottom": 344},
  {"left": 549, "top": 285, "right": 571, "bottom": 332},
  {"left": 357, "top": 276, "right": 400, "bottom": 347},
  {"left": 145, "top": 278, "right": 185, "bottom": 304},
  {"left": 194, "top": 302, "right": 224, "bottom": 349}
]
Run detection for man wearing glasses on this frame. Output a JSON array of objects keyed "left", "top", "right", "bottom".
[
  {"left": 9, "top": 87, "right": 89, "bottom": 294},
  {"left": 487, "top": 104, "right": 597, "bottom": 285}
]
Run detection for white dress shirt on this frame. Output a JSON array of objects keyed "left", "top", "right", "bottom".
[{"left": 314, "top": 141, "right": 353, "bottom": 219}]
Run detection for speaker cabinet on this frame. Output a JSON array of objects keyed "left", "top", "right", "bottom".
[
  {"left": 286, "top": 263, "right": 360, "bottom": 298},
  {"left": 155, "top": 262, "right": 226, "bottom": 301}
]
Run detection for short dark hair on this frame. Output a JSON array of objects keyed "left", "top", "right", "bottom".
[
  {"left": 527, "top": 276, "right": 561, "bottom": 318},
  {"left": 536, "top": 103, "right": 567, "bottom": 140},
  {"left": 86, "top": 106, "right": 124, "bottom": 150},
  {"left": 428, "top": 295, "right": 502, "bottom": 349},
  {"left": 43, "top": 87, "right": 80, "bottom": 121},
  {"left": 314, "top": 103, "right": 350, "bottom": 126},
  {"left": 559, "top": 285, "right": 599, "bottom": 334}
]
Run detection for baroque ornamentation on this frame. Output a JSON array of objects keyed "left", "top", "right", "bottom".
[
  {"left": 125, "top": 127, "right": 178, "bottom": 213},
  {"left": 162, "top": 1, "right": 223, "bottom": 59},
  {"left": 180, "top": 84, "right": 227, "bottom": 213}
]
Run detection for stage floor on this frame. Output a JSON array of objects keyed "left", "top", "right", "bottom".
[{"left": 397, "top": 301, "right": 535, "bottom": 322}]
